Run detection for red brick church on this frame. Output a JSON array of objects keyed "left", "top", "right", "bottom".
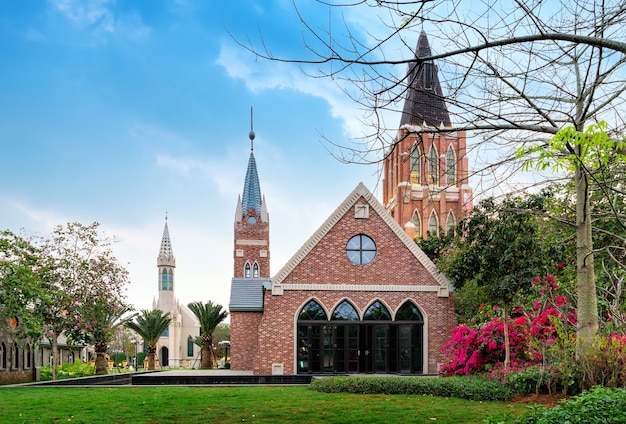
[{"left": 229, "top": 31, "right": 472, "bottom": 375}]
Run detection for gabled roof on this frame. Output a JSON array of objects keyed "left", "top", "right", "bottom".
[
  {"left": 399, "top": 30, "right": 451, "bottom": 128},
  {"left": 272, "top": 182, "right": 450, "bottom": 287}
]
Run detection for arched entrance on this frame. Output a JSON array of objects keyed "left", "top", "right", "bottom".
[
  {"left": 160, "top": 346, "right": 169, "bottom": 367},
  {"left": 296, "top": 299, "right": 424, "bottom": 374}
]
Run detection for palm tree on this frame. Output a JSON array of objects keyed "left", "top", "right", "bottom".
[
  {"left": 89, "top": 304, "right": 135, "bottom": 375},
  {"left": 124, "top": 309, "right": 171, "bottom": 370},
  {"left": 187, "top": 301, "right": 228, "bottom": 369}
]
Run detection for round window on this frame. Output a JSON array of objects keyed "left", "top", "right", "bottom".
[{"left": 346, "top": 234, "right": 377, "bottom": 265}]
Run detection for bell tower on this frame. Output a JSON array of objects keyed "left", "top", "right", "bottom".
[
  {"left": 383, "top": 30, "right": 473, "bottom": 239},
  {"left": 233, "top": 109, "right": 270, "bottom": 279}
]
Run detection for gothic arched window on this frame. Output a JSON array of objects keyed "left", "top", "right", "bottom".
[
  {"left": 0, "top": 342, "right": 6, "bottom": 369},
  {"left": 331, "top": 300, "right": 360, "bottom": 321},
  {"left": 253, "top": 262, "right": 259, "bottom": 278},
  {"left": 410, "top": 144, "right": 421, "bottom": 185},
  {"left": 244, "top": 262, "right": 251, "bottom": 278},
  {"left": 12, "top": 343, "right": 19, "bottom": 370},
  {"left": 187, "top": 336, "right": 194, "bottom": 357},
  {"left": 446, "top": 145, "right": 457, "bottom": 186},
  {"left": 446, "top": 211, "right": 456, "bottom": 236},
  {"left": 428, "top": 146, "right": 439, "bottom": 185},
  {"left": 299, "top": 300, "right": 328, "bottom": 321},
  {"left": 363, "top": 301, "right": 392, "bottom": 320},
  {"left": 428, "top": 211, "right": 439, "bottom": 237},
  {"left": 396, "top": 301, "right": 424, "bottom": 322},
  {"left": 412, "top": 210, "right": 422, "bottom": 239}
]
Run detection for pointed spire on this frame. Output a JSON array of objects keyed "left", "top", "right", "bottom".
[
  {"left": 158, "top": 214, "right": 176, "bottom": 267},
  {"left": 240, "top": 108, "right": 263, "bottom": 220},
  {"left": 400, "top": 30, "right": 451, "bottom": 128}
]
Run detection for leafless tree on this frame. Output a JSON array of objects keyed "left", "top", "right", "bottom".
[{"left": 235, "top": 0, "right": 626, "bottom": 356}]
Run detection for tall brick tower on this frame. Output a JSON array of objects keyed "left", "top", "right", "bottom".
[
  {"left": 383, "top": 30, "right": 473, "bottom": 239},
  {"left": 229, "top": 111, "right": 270, "bottom": 371}
]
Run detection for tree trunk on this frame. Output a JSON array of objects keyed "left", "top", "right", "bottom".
[
  {"left": 575, "top": 162, "right": 598, "bottom": 357},
  {"left": 503, "top": 305, "right": 511, "bottom": 369},
  {"left": 51, "top": 332, "right": 59, "bottom": 381},
  {"left": 94, "top": 342, "right": 108, "bottom": 375},
  {"left": 147, "top": 346, "right": 156, "bottom": 370}
]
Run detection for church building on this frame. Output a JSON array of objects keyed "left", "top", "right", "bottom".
[
  {"left": 152, "top": 218, "right": 200, "bottom": 368},
  {"left": 229, "top": 31, "right": 466, "bottom": 375},
  {"left": 383, "top": 30, "right": 473, "bottom": 238}
]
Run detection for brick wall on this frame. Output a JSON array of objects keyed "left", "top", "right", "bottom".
[
  {"left": 236, "top": 195, "right": 457, "bottom": 375},
  {"left": 230, "top": 311, "right": 262, "bottom": 371}
]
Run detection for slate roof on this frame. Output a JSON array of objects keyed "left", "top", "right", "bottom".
[
  {"left": 229, "top": 278, "right": 268, "bottom": 311},
  {"left": 400, "top": 30, "right": 451, "bottom": 128},
  {"left": 159, "top": 219, "right": 174, "bottom": 260},
  {"left": 241, "top": 151, "right": 263, "bottom": 219}
]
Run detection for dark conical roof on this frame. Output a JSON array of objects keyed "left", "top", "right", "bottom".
[
  {"left": 399, "top": 30, "right": 451, "bottom": 128},
  {"left": 241, "top": 151, "right": 262, "bottom": 218}
]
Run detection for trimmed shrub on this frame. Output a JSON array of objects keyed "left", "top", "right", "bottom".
[
  {"left": 309, "top": 376, "right": 512, "bottom": 401},
  {"left": 487, "top": 386, "right": 626, "bottom": 424},
  {"left": 506, "top": 364, "right": 582, "bottom": 396},
  {"left": 580, "top": 333, "right": 626, "bottom": 389},
  {"left": 40, "top": 360, "right": 96, "bottom": 381}
]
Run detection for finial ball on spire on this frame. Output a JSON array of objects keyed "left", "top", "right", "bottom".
[{"left": 249, "top": 130, "right": 255, "bottom": 141}]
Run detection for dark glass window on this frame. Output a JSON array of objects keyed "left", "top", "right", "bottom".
[
  {"left": 0, "top": 342, "right": 5, "bottom": 369},
  {"left": 331, "top": 300, "right": 359, "bottom": 321},
  {"left": 396, "top": 302, "right": 424, "bottom": 321},
  {"left": 363, "top": 301, "right": 392, "bottom": 320},
  {"left": 253, "top": 263, "right": 259, "bottom": 278},
  {"left": 346, "top": 234, "right": 377, "bottom": 265},
  {"left": 244, "top": 262, "right": 251, "bottom": 278},
  {"left": 299, "top": 300, "right": 328, "bottom": 321},
  {"left": 187, "top": 336, "right": 194, "bottom": 357}
]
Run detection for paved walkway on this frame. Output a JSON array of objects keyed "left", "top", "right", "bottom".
[{"left": 152, "top": 369, "right": 253, "bottom": 377}]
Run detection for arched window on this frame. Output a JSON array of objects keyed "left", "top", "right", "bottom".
[
  {"left": 411, "top": 210, "right": 422, "bottom": 239},
  {"left": 253, "top": 262, "right": 259, "bottom": 278},
  {"left": 244, "top": 262, "right": 251, "bottom": 278},
  {"left": 396, "top": 301, "right": 424, "bottom": 321},
  {"left": 331, "top": 300, "right": 359, "bottom": 321},
  {"left": 446, "top": 145, "right": 457, "bottom": 186},
  {"left": 299, "top": 300, "right": 328, "bottom": 321},
  {"left": 0, "top": 342, "right": 6, "bottom": 369},
  {"left": 410, "top": 144, "right": 421, "bottom": 185},
  {"left": 187, "top": 336, "right": 194, "bottom": 357},
  {"left": 24, "top": 344, "right": 31, "bottom": 369},
  {"left": 160, "top": 269, "right": 173, "bottom": 291},
  {"left": 446, "top": 211, "right": 456, "bottom": 236},
  {"left": 12, "top": 343, "right": 19, "bottom": 370},
  {"left": 363, "top": 301, "right": 392, "bottom": 320},
  {"left": 428, "top": 146, "right": 439, "bottom": 185},
  {"left": 428, "top": 211, "right": 439, "bottom": 236}
]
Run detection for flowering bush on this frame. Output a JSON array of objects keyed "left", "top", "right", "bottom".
[{"left": 440, "top": 274, "right": 577, "bottom": 381}]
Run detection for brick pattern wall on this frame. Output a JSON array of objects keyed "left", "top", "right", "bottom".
[
  {"left": 244, "top": 196, "right": 457, "bottom": 375},
  {"left": 234, "top": 209, "right": 270, "bottom": 278},
  {"left": 230, "top": 311, "right": 262, "bottom": 371}
]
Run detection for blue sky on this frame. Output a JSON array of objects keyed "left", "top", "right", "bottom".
[{"left": 0, "top": 0, "right": 389, "bottom": 311}]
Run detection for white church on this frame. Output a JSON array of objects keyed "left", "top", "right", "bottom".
[{"left": 150, "top": 217, "right": 200, "bottom": 368}]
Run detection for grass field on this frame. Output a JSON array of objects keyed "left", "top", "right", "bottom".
[{"left": 0, "top": 385, "right": 528, "bottom": 423}]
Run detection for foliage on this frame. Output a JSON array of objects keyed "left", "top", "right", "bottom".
[
  {"left": 579, "top": 333, "right": 626, "bottom": 389},
  {"left": 310, "top": 375, "right": 513, "bottom": 402},
  {"left": 124, "top": 309, "right": 171, "bottom": 370},
  {"left": 440, "top": 273, "right": 578, "bottom": 390},
  {"left": 0, "top": 230, "right": 46, "bottom": 340},
  {"left": 489, "top": 386, "right": 626, "bottom": 424},
  {"left": 39, "top": 360, "right": 95, "bottom": 381},
  {"left": 187, "top": 300, "right": 228, "bottom": 369}
]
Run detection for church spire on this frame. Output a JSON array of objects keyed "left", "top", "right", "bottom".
[
  {"left": 158, "top": 214, "right": 175, "bottom": 267},
  {"left": 239, "top": 108, "right": 264, "bottom": 221},
  {"left": 399, "top": 30, "right": 451, "bottom": 128}
]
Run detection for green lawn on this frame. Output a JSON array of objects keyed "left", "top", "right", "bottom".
[{"left": 0, "top": 386, "right": 528, "bottom": 423}]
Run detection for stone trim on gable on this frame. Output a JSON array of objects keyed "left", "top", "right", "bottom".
[{"left": 271, "top": 182, "right": 450, "bottom": 289}]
